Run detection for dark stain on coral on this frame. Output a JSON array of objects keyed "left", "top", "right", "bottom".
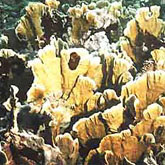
[{"left": 68, "top": 52, "right": 81, "bottom": 70}]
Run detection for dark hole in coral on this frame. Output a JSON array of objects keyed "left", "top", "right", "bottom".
[
  {"left": 0, "top": 75, "right": 10, "bottom": 103},
  {"left": 17, "top": 33, "right": 26, "bottom": 41},
  {"left": 41, "top": 9, "right": 69, "bottom": 43},
  {"left": 85, "top": 138, "right": 101, "bottom": 150},
  {"left": 0, "top": 57, "right": 10, "bottom": 74},
  {"left": 3, "top": 28, "right": 27, "bottom": 51},
  {"left": 10, "top": 143, "right": 44, "bottom": 165},
  {"left": 9, "top": 56, "right": 25, "bottom": 75},
  {"left": 77, "top": 138, "right": 101, "bottom": 163},
  {"left": 17, "top": 105, "right": 52, "bottom": 134},
  {"left": 19, "top": 147, "right": 44, "bottom": 164},
  {"left": 87, "top": 150, "right": 105, "bottom": 165},
  {"left": 68, "top": 52, "right": 80, "bottom": 70}
]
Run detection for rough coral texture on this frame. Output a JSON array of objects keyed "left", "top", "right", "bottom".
[
  {"left": 15, "top": 2, "right": 49, "bottom": 47},
  {"left": 15, "top": 0, "right": 61, "bottom": 49},
  {"left": 55, "top": 133, "right": 79, "bottom": 165},
  {"left": 69, "top": 1, "right": 121, "bottom": 44},
  {"left": 121, "top": 71, "right": 165, "bottom": 119},
  {"left": 151, "top": 47, "right": 165, "bottom": 70},
  {"left": 121, "top": 6, "right": 164, "bottom": 64},
  {"left": 72, "top": 104, "right": 124, "bottom": 145},
  {"left": 1, "top": 0, "right": 165, "bottom": 165},
  {"left": 28, "top": 44, "right": 62, "bottom": 96}
]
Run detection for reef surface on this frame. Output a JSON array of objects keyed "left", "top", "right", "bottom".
[{"left": 0, "top": 0, "right": 165, "bottom": 164}]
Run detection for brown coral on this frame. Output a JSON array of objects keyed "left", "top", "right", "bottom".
[{"left": 3, "top": 130, "right": 66, "bottom": 165}]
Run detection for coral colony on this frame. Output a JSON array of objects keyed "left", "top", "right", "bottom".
[{"left": 0, "top": 0, "right": 165, "bottom": 164}]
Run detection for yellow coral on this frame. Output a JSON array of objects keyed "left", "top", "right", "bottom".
[
  {"left": 153, "top": 116, "right": 165, "bottom": 130},
  {"left": 124, "top": 19, "right": 138, "bottom": 45},
  {"left": 86, "top": 92, "right": 103, "bottom": 111},
  {"left": 143, "top": 103, "right": 162, "bottom": 120},
  {"left": 121, "top": 6, "right": 164, "bottom": 63},
  {"left": 151, "top": 47, "right": 165, "bottom": 70},
  {"left": 15, "top": 2, "right": 48, "bottom": 47},
  {"left": 49, "top": 106, "right": 73, "bottom": 139},
  {"left": 45, "top": 0, "right": 60, "bottom": 9},
  {"left": 28, "top": 44, "right": 62, "bottom": 99},
  {"left": 108, "top": 1, "right": 122, "bottom": 18},
  {"left": 120, "top": 38, "right": 136, "bottom": 62},
  {"left": 151, "top": 47, "right": 165, "bottom": 62},
  {"left": 69, "top": 2, "right": 120, "bottom": 43},
  {"left": 86, "top": 11, "right": 98, "bottom": 26},
  {"left": 55, "top": 133, "right": 79, "bottom": 165},
  {"left": 72, "top": 103, "right": 124, "bottom": 145},
  {"left": 72, "top": 113, "right": 106, "bottom": 145},
  {"left": 68, "top": 7, "right": 83, "bottom": 18},
  {"left": 66, "top": 75, "right": 96, "bottom": 115},
  {"left": 86, "top": 56, "right": 103, "bottom": 88},
  {"left": 61, "top": 48, "right": 90, "bottom": 97},
  {"left": 121, "top": 71, "right": 165, "bottom": 119},
  {"left": 25, "top": 2, "right": 48, "bottom": 38},
  {"left": 15, "top": 16, "right": 34, "bottom": 44},
  {"left": 136, "top": 6, "right": 163, "bottom": 37},
  {"left": 112, "top": 58, "right": 133, "bottom": 85},
  {"left": 86, "top": 89, "right": 119, "bottom": 112},
  {"left": 103, "top": 89, "right": 119, "bottom": 101},
  {"left": 86, "top": 129, "right": 146, "bottom": 164}
]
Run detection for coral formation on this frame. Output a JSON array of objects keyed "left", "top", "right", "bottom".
[
  {"left": 15, "top": 2, "right": 49, "bottom": 48},
  {"left": 121, "top": 5, "right": 165, "bottom": 65},
  {"left": 72, "top": 104, "right": 124, "bottom": 145},
  {"left": 55, "top": 133, "right": 79, "bottom": 165},
  {"left": 0, "top": 0, "right": 165, "bottom": 164},
  {"left": 121, "top": 71, "right": 165, "bottom": 119}
]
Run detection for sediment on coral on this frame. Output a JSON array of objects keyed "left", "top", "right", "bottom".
[{"left": 0, "top": 0, "right": 165, "bottom": 165}]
